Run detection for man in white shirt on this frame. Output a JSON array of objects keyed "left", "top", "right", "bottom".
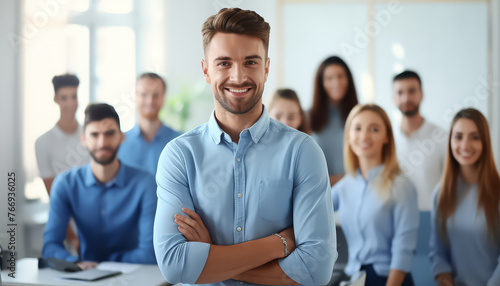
[
  {"left": 35, "top": 74, "right": 90, "bottom": 251},
  {"left": 392, "top": 70, "right": 447, "bottom": 211},
  {"left": 35, "top": 74, "right": 90, "bottom": 192}
]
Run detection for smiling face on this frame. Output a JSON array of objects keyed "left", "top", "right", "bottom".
[
  {"left": 81, "top": 118, "right": 124, "bottom": 165},
  {"left": 201, "top": 32, "right": 270, "bottom": 115},
  {"left": 451, "top": 118, "right": 483, "bottom": 168},
  {"left": 393, "top": 78, "right": 423, "bottom": 117},
  {"left": 348, "top": 110, "right": 388, "bottom": 161},
  {"left": 54, "top": 86, "right": 78, "bottom": 116},
  {"left": 322, "top": 64, "right": 349, "bottom": 104},
  {"left": 269, "top": 98, "right": 303, "bottom": 130}
]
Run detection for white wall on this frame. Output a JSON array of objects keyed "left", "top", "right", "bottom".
[
  {"left": 0, "top": 0, "right": 24, "bottom": 257},
  {"left": 491, "top": 0, "right": 500, "bottom": 167},
  {"left": 282, "top": 3, "right": 370, "bottom": 108},
  {"left": 373, "top": 2, "right": 488, "bottom": 130}
]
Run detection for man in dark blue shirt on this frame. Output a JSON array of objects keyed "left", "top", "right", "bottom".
[{"left": 42, "top": 103, "right": 157, "bottom": 269}]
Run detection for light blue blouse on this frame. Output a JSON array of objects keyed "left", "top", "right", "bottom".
[
  {"left": 332, "top": 164, "right": 419, "bottom": 276},
  {"left": 430, "top": 179, "right": 500, "bottom": 286},
  {"left": 313, "top": 104, "right": 345, "bottom": 175}
]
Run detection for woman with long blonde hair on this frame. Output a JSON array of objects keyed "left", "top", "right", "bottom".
[
  {"left": 430, "top": 108, "right": 500, "bottom": 286},
  {"left": 332, "top": 104, "right": 419, "bottom": 286}
]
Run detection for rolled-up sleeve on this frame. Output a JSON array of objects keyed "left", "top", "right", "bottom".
[
  {"left": 390, "top": 178, "right": 419, "bottom": 272},
  {"left": 153, "top": 141, "right": 210, "bottom": 284},
  {"left": 278, "top": 137, "right": 337, "bottom": 285},
  {"left": 429, "top": 186, "right": 453, "bottom": 277}
]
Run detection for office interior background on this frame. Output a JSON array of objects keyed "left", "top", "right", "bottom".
[{"left": 1, "top": 0, "right": 500, "bottom": 261}]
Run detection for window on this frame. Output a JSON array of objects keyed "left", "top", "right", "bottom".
[{"left": 22, "top": 0, "right": 145, "bottom": 200}]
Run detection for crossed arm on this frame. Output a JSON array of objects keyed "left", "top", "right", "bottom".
[
  {"left": 174, "top": 208, "right": 298, "bottom": 284},
  {"left": 154, "top": 139, "right": 336, "bottom": 285}
]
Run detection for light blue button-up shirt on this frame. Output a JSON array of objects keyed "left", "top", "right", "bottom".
[
  {"left": 153, "top": 107, "right": 337, "bottom": 285},
  {"left": 430, "top": 180, "right": 500, "bottom": 286},
  {"left": 42, "top": 162, "right": 157, "bottom": 264},
  {"left": 331, "top": 165, "right": 419, "bottom": 276},
  {"left": 118, "top": 123, "right": 181, "bottom": 175},
  {"left": 312, "top": 104, "right": 345, "bottom": 176}
]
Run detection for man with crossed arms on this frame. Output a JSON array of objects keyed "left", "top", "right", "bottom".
[{"left": 154, "top": 8, "right": 337, "bottom": 285}]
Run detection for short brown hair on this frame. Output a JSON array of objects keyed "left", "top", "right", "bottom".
[
  {"left": 201, "top": 8, "right": 270, "bottom": 57},
  {"left": 137, "top": 72, "right": 167, "bottom": 93}
]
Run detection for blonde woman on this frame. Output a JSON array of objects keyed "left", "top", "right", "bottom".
[
  {"left": 332, "top": 104, "right": 419, "bottom": 286},
  {"left": 430, "top": 108, "right": 500, "bottom": 286}
]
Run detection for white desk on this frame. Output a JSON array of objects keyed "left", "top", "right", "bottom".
[{"left": 1, "top": 258, "right": 176, "bottom": 286}]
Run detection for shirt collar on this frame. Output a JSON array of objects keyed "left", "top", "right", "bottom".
[
  {"left": 399, "top": 119, "right": 429, "bottom": 139},
  {"left": 83, "top": 161, "right": 127, "bottom": 188},
  {"left": 129, "top": 124, "right": 142, "bottom": 137},
  {"left": 247, "top": 106, "right": 270, "bottom": 144},
  {"left": 208, "top": 105, "right": 270, "bottom": 145},
  {"left": 357, "top": 164, "right": 385, "bottom": 181},
  {"left": 131, "top": 123, "right": 171, "bottom": 142},
  {"left": 208, "top": 111, "right": 225, "bottom": 145},
  {"left": 53, "top": 124, "right": 81, "bottom": 139}
]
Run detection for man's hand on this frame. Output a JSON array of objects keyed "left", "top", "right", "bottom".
[
  {"left": 174, "top": 208, "right": 212, "bottom": 244},
  {"left": 76, "top": 261, "right": 98, "bottom": 270},
  {"left": 277, "top": 227, "right": 296, "bottom": 257},
  {"left": 436, "top": 273, "right": 453, "bottom": 286}
]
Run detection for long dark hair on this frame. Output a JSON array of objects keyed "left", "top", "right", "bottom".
[
  {"left": 309, "top": 56, "right": 358, "bottom": 132},
  {"left": 438, "top": 108, "right": 500, "bottom": 243}
]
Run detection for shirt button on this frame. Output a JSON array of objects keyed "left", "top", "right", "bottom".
[
  {"left": 237, "top": 193, "right": 242, "bottom": 198},
  {"left": 237, "top": 158, "right": 241, "bottom": 162},
  {"left": 237, "top": 227, "right": 242, "bottom": 232}
]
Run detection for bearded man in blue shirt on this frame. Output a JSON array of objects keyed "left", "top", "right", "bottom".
[
  {"left": 42, "top": 103, "right": 157, "bottom": 269},
  {"left": 153, "top": 7, "right": 337, "bottom": 286}
]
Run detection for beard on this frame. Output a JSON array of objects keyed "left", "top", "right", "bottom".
[
  {"left": 89, "top": 147, "right": 118, "bottom": 165},
  {"left": 399, "top": 104, "right": 419, "bottom": 117},
  {"left": 139, "top": 108, "right": 160, "bottom": 121},
  {"left": 215, "top": 83, "right": 262, "bottom": 115}
]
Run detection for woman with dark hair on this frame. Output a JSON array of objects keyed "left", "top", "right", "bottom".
[
  {"left": 430, "top": 108, "right": 500, "bottom": 286},
  {"left": 310, "top": 56, "right": 358, "bottom": 186}
]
